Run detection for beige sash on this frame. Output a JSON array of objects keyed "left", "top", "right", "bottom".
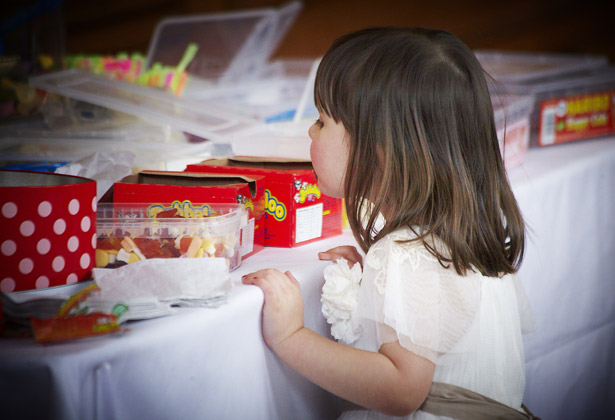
[{"left": 420, "top": 382, "right": 541, "bottom": 420}]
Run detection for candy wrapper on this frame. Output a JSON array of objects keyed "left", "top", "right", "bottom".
[
  {"left": 30, "top": 313, "right": 121, "bottom": 343},
  {"left": 64, "top": 43, "right": 198, "bottom": 96},
  {"left": 28, "top": 258, "right": 231, "bottom": 342},
  {"left": 29, "top": 283, "right": 123, "bottom": 343}
]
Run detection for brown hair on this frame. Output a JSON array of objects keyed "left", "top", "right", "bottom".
[{"left": 315, "top": 27, "right": 524, "bottom": 277}]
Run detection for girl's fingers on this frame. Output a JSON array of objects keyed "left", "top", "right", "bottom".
[
  {"left": 284, "top": 271, "right": 300, "bottom": 286},
  {"left": 241, "top": 273, "right": 259, "bottom": 285},
  {"left": 242, "top": 269, "right": 298, "bottom": 291},
  {"left": 241, "top": 268, "right": 305, "bottom": 350},
  {"left": 318, "top": 246, "right": 363, "bottom": 267}
]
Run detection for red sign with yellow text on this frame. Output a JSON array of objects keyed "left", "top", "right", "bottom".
[{"left": 538, "top": 91, "right": 615, "bottom": 146}]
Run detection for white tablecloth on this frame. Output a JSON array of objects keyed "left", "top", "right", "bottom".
[
  {"left": 507, "top": 137, "right": 615, "bottom": 420},
  {"left": 0, "top": 234, "right": 352, "bottom": 420},
  {"left": 1, "top": 137, "right": 614, "bottom": 420}
]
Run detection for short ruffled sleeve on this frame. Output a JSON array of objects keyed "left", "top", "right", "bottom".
[{"left": 354, "top": 229, "right": 482, "bottom": 364}]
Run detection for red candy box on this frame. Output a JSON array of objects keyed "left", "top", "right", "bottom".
[
  {"left": 0, "top": 170, "right": 97, "bottom": 292},
  {"left": 111, "top": 171, "right": 265, "bottom": 259},
  {"left": 186, "top": 157, "right": 343, "bottom": 248}
]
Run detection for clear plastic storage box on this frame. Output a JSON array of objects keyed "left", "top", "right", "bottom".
[
  {"left": 145, "top": 1, "right": 310, "bottom": 123},
  {"left": 0, "top": 105, "right": 218, "bottom": 171},
  {"left": 476, "top": 50, "right": 614, "bottom": 147},
  {"left": 146, "top": 1, "right": 302, "bottom": 84},
  {"left": 96, "top": 202, "right": 247, "bottom": 271},
  {"left": 502, "top": 67, "right": 615, "bottom": 146},
  {"left": 475, "top": 50, "right": 608, "bottom": 83},
  {"left": 28, "top": 69, "right": 260, "bottom": 142}
]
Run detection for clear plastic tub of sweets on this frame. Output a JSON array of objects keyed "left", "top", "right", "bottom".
[{"left": 96, "top": 202, "right": 247, "bottom": 271}]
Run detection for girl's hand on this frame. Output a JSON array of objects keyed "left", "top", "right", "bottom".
[
  {"left": 318, "top": 246, "right": 363, "bottom": 269},
  {"left": 242, "top": 269, "right": 304, "bottom": 352}
]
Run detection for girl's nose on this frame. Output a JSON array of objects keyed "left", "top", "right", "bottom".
[{"left": 308, "top": 123, "right": 317, "bottom": 141}]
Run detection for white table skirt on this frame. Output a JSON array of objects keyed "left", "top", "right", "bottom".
[
  {"left": 0, "top": 234, "right": 353, "bottom": 420},
  {"left": 1, "top": 137, "right": 614, "bottom": 420},
  {"left": 507, "top": 137, "right": 615, "bottom": 420}
]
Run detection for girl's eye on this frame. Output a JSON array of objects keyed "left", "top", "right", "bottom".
[{"left": 315, "top": 118, "right": 324, "bottom": 127}]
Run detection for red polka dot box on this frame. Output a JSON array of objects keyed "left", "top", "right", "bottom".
[{"left": 0, "top": 170, "right": 97, "bottom": 292}]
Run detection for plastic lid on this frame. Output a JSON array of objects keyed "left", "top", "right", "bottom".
[
  {"left": 29, "top": 69, "right": 259, "bottom": 141},
  {"left": 504, "top": 66, "right": 615, "bottom": 96},
  {"left": 475, "top": 50, "right": 609, "bottom": 83},
  {"left": 146, "top": 1, "right": 302, "bottom": 84}
]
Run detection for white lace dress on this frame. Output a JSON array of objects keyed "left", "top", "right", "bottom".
[{"left": 322, "top": 227, "right": 533, "bottom": 420}]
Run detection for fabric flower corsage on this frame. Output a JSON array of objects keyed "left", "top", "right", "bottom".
[{"left": 321, "top": 258, "right": 362, "bottom": 344}]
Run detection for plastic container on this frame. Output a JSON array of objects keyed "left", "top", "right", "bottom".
[
  {"left": 475, "top": 50, "right": 609, "bottom": 83},
  {"left": 146, "top": 1, "right": 302, "bottom": 84},
  {"left": 182, "top": 58, "right": 314, "bottom": 122},
  {"left": 493, "top": 94, "right": 534, "bottom": 169},
  {"left": 96, "top": 202, "right": 246, "bottom": 271},
  {"left": 145, "top": 1, "right": 307, "bottom": 123},
  {"left": 28, "top": 69, "right": 260, "bottom": 142},
  {"left": 503, "top": 67, "right": 615, "bottom": 146},
  {"left": 0, "top": 107, "right": 222, "bottom": 171}
]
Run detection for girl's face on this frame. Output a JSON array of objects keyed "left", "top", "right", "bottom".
[{"left": 308, "top": 112, "right": 349, "bottom": 198}]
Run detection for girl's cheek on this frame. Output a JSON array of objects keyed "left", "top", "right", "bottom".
[{"left": 309, "top": 141, "right": 317, "bottom": 164}]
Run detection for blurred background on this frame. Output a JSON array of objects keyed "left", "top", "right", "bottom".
[
  {"left": 2, "top": 0, "right": 614, "bottom": 61},
  {"left": 1, "top": 0, "right": 613, "bottom": 171}
]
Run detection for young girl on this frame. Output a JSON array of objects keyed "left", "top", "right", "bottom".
[{"left": 242, "top": 27, "right": 535, "bottom": 419}]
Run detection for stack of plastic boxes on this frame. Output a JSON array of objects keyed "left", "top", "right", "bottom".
[
  {"left": 0, "top": 99, "right": 214, "bottom": 172},
  {"left": 146, "top": 0, "right": 309, "bottom": 124},
  {"left": 1, "top": 1, "right": 309, "bottom": 172},
  {"left": 476, "top": 50, "right": 614, "bottom": 149}
]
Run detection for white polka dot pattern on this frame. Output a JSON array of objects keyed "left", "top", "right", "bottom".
[
  {"left": 1, "top": 240, "right": 16, "bottom": 256},
  {"left": 19, "top": 258, "right": 34, "bottom": 274},
  {"left": 66, "top": 273, "right": 78, "bottom": 284},
  {"left": 37, "top": 238, "right": 51, "bottom": 255},
  {"left": 2, "top": 202, "right": 17, "bottom": 218},
  {"left": 1, "top": 278, "right": 16, "bottom": 292},
  {"left": 54, "top": 218, "right": 66, "bottom": 235},
  {"left": 52, "top": 256, "right": 65, "bottom": 272},
  {"left": 80, "top": 253, "right": 91, "bottom": 269},
  {"left": 38, "top": 201, "right": 52, "bottom": 217},
  {"left": 67, "top": 236, "right": 79, "bottom": 252},
  {"left": 69, "top": 199, "right": 80, "bottom": 215},
  {"left": 1, "top": 180, "right": 96, "bottom": 291},
  {"left": 36, "top": 276, "right": 50, "bottom": 289},
  {"left": 81, "top": 216, "right": 91, "bottom": 232},
  {"left": 20, "top": 221, "right": 35, "bottom": 237}
]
